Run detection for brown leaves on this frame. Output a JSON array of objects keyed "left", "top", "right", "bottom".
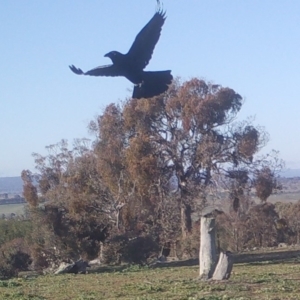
[
  {"left": 21, "top": 170, "right": 38, "bottom": 208},
  {"left": 236, "top": 126, "right": 259, "bottom": 160},
  {"left": 254, "top": 167, "right": 277, "bottom": 202},
  {"left": 95, "top": 78, "right": 266, "bottom": 208},
  {"left": 125, "top": 135, "right": 159, "bottom": 196},
  {"left": 123, "top": 97, "right": 165, "bottom": 133},
  {"left": 23, "top": 76, "right": 283, "bottom": 261},
  {"left": 168, "top": 79, "right": 242, "bottom": 133}
]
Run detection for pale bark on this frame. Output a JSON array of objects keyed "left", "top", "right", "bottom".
[
  {"left": 115, "top": 202, "right": 125, "bottom": 229},
  {"left": 199, "top": 217, "right": 216, "bottom": 280},
  {"left": 212, "top": 251, "right": 233, "bottom": 280}
]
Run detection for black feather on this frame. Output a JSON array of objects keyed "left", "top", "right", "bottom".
[{"left": 70, "top": 10, "right": 172, "bottom": 98}]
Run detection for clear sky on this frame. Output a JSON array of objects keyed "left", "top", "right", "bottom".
[{"left": 1, "top": 0, "right": 300, "bottom": 177}]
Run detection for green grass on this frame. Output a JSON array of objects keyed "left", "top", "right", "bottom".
[
  {"left": 0, "top": 204, "right": 26, "bottom": 216},
  {"left": 2, "top": 259, "right": 300, "bottom": 299}
]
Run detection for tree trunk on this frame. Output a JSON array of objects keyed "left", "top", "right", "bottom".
[
  {"left": 212, "top": 251, "right": 233, "bottom": 280},
  {"left": 116, "top": 210, "right": 120, "bottom": 229},
  {"left": 199, "top": 217, "right": 216, "bottom": 280},
  {"left": 116, "top": 202, "right": 125, "bottom": 230},
  {"left": 181, "top": 202, "right": 192, "bottom": 239}
]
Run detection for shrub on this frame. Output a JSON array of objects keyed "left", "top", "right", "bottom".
[
  {"left": 177, "top": 221, "right": 200, "bottom": 259},
  {"left": 101, "top": 234, "right": 129, "bottom": 265},
  {"left": 123, "top": 236, "right": 159, "bottom": 265},
  {"left": 0, "top": 238, "right": 32, "bottom": 279},
  {"left": 275, "top": 201, "right": 300, "bottom": 244},
  {"left": 101, "top": 234, "right": 159, "bottom": 265},
  {"left": 215, "top": 203, "right": 280, "bottom": 252},
  {"left": 0, "top": 220, "right": 32, "bottom": 247}
]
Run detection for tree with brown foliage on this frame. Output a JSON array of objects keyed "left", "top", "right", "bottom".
[
  {"left": 276, "top": 200, "right": 300, "bottom": 244},
  {"left": 254, "top": 165, "right": 281, "bottom": 202},
  {"left": 90, "top": 78, "right": 281, "bottom": 270},
  {"left": 22, "top": 78, "right": 282, "bottom": 274},
  {"left": 21, "top": 170, "right": 38, "bottom": 208},
  {"left": 22, "top": 139, "right": 117, "bottom": 268}
]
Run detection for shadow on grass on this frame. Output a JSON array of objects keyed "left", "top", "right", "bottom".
[
  {"left": 87, "top": 249, "right": 300, "bottom": 274},
  {"left": 88, "top": 265, "right": 128, "bottom": 274},
  {"left": 247, "top": 259, "right": 300, "bottom": 266},
  {"left": 150, "top": 249, "right": 300, "bottom": 269},
  {"left": 88, "top": 250, "right": 300, "bottom": 274},
  {"left": 234, "top": 249, "right": 300, "bottom": 264}
]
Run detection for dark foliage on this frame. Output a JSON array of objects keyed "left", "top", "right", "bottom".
[
  {"left": 101, "top": 234, "right": 159, "bottom": 265},
  {"left": 0, "top": 238, "right": 31, "bottom": 279},
  {"left": 254, "top": 167, "right": 279, "bottom": 202},
  {"left": 0, "top": 220, "right": 32, "bottom": 247}
]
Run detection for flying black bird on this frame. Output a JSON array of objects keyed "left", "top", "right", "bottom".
[{"left": 69, "top": 10, "right": 173, "bottom": 99}]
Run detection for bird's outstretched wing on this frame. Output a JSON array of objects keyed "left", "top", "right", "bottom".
[
  {"left": 69, "top": 64, "right": 122, "bottom": 77},
  {"left": 127, "top": 10, "right": 166, "bottom": 69}
]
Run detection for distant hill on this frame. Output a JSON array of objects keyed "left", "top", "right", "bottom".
[
  {"left": 280, "top": 169, "right": 300, "bottom": 178},
  {"left": 0, "top": 170, "right": 299, "bottom": 194},
  {"left": 0, "top": 177, "right": 23, "bottom": 193}
]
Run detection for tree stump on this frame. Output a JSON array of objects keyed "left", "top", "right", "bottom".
[
  {"left": 212, "top": 251, "right": 233, "bottom": 280},
  {"left": 199, "top": 217, "right": 216, "bottom": 280},
  {"left": 199, "top": 213, "right": 233, "bottom": 281}
]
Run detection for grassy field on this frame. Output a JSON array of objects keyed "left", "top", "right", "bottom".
[
  {"left": 0, "top": 204, "right": 26, "bottom": 216},
  {"left": 268, "top": 192, "right": 300, "bottom": 204},
  {"left": 1, "top": 257, "right": 300, "bottom": 300}
]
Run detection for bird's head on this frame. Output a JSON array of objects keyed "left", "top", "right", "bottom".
[{"left": 104, "top": 51, "right": 122, "bottom": 64}]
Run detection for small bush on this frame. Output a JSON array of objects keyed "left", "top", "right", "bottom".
[
  {"left": 215, "top": 203, "right": 280, "bottom": 252},
  {"left": 123, "top": 236, "right": 159, "bottom": 265},
  {"left": 101, "top": 234, "right": 159, "bottom": 265},
  {"left": 101, "top": 234, "right": 129, "bottom": 265},
  {"left": 177, "top": 221, "right": 200, "bottom": 259},
  {"left": 0, "top": 238, "right": 32, "bottom": 279},
  {"left": 0, "top": 219, "right": 32, "bottom": 247}
]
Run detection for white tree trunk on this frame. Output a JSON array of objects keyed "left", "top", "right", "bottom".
[
  {"left": 212, "top": 251, "right": 233, "bottom": 280},
  {"left": 199, "top": 217, "right": 216, "bottom": 280}
]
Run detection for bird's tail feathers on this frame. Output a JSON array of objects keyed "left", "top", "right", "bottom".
[{"left": 133, "top": 70, "right": 173, "bottom": 99}]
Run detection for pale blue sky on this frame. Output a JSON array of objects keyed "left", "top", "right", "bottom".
[{"left": 1, "top": 0, "right": 300, "bottom": 177}]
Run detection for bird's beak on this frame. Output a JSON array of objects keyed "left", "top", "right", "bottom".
[{"left": 104, "top": 53, "right": 109, "bottom": 58}]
